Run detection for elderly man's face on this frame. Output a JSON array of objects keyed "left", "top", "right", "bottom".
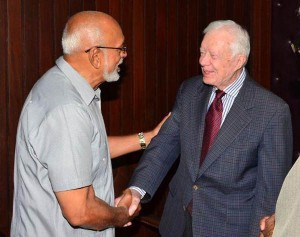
[
  {"left": 199, "top": 29, "right": 241, "bottom": 90},
  {"left": 103, "top": 52, "right": 124, "bottom": 82},
  {"left": 102, "top": 34, "right": 127, "bottom": 82}
]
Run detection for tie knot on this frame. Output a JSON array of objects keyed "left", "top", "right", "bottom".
[{"left": 215, "top": 90, "right": 226, "bottom": 100}]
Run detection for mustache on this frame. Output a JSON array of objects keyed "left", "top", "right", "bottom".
[{"left": 116, "top": 58, "right": 123, "bottom": 72}]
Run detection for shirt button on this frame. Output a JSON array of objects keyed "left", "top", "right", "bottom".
[{"left": 193, "top": 185, "right": 199, "bottom": 190}]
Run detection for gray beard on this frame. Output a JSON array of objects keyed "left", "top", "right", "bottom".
[{"left": 104, "top": 57, "right": 123, "bottom": 82}]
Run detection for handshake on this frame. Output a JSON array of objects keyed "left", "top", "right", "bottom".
[{"left": 114, "top": 188, "right": 142, "bottom": 227}]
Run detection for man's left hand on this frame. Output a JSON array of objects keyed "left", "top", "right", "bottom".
[{"left": 259, "top": 214, "right": 275, "bottom": 237}]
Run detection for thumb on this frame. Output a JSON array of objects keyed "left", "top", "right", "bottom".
[{"left": 129, "top": 196, "right": 141, "bottom": 216}]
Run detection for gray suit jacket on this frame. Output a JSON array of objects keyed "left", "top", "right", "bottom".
[
  {"left": 130, "top": 72, "right": 293, "bottom": 237},
  {"left": 273, "top": 155, "right": 300, "bottom": 237}
]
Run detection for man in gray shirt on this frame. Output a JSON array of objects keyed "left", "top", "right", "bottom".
[{"left": 10, "top": 11, "right": 166, "bottom": 237}]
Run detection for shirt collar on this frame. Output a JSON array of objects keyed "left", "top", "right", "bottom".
[
  {"left": 213, "top": 67, "right": 246, "bottom": 98},
  {"left": 55, "top": 56, "right": 100, "bottom": 105}
]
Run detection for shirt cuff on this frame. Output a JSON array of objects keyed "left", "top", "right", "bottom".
[{"left": 129, "top": 186, "right": 146, "bottom": 199}]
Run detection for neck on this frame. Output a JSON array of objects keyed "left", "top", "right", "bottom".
[{"left": 64, "top": 54, "right": 105, "bottom": 89}]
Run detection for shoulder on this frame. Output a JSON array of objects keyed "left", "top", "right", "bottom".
[
  {"left": 32, "top": 66, "right": 84, "bottom": 109},
  {"left": 178, "top": 75, "right": 208, "bottom": 92},
  {"left": 181, "top": 75, "right": 203, "bottom": 87},
  {"left": 243, "top": 75, "right": 289, "bottom": 109},
  {"left": 23, "top": 67, "right": 91, "bottom": 130}
]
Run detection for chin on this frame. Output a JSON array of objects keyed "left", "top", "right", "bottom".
[
  {"left": 202, "top": 77, "right": 211, "bottom": 84},
  {"left": 202, "top": 77, "right": 216, "bottom": 87},
  {"left": 104, "top": 71, "right": 120, "bottom": 82},
  {"left": 105, "top": 76, "right": 120, "bottom": 82}
]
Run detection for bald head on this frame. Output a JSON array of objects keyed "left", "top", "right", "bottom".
[{"left": 62, "top": 11, "right": 123, "bottom": 54}]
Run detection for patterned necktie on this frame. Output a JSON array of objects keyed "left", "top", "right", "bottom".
[{"left": 200, "top": 90, "right": 226, "bottom": 166}]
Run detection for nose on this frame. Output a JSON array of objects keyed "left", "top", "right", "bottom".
[
  {"left": 199, "top": 52, "right": 209, "bottom": 66},
  {"left": 121, "top": 50, "right": 127, "bottom": 58}
]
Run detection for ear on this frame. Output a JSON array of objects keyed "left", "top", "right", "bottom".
[
  {"left": 234, "top": 54, "right": 247, "bottom": 70},
  {"left": 87, "top": 48, "right": 102, "bottom": 69}
]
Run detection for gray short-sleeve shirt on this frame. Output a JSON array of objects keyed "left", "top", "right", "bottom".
[{"left": 11, "top": 57, "right": 115, "bottom": 237}]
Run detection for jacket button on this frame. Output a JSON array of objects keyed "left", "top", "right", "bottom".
[{"left": 193, "top": 185, "right": 199, "bottom": 190}]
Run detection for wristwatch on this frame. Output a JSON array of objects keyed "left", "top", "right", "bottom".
[{"left": 138, "top": 132, "right": 147, "bottom": 149}]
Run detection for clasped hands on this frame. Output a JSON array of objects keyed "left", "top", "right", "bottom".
[
  {"left": 115, "top": 188, "right": 142, "bottom": 227},
  {"left": 116, "top": 189, "right": 277, "bottom": 233}
]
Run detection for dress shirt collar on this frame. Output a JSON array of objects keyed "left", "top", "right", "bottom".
[
  {"left": 212, "top": 67, "right": 246, "bottom": 98},
  {"left": 55, "top": 56, "right": 101, "bottom": 105}
]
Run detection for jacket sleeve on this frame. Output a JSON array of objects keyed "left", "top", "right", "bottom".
[{"left": 129, "top": 82, "right": 186, "bottom": 201}]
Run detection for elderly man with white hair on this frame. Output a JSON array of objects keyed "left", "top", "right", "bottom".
[{"left": 117, "top": 20, "right": 293, "bottom": 237}]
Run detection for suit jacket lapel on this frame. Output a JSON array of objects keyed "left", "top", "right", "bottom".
[
  {"left": 188, "top": 82, "right": 212, "bottom": 181},
  {"left": 197, "top": 76, "right": 255, "bottom": 177}
]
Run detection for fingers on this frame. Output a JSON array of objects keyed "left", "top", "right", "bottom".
[
  {"left": 117, "top": 189, "right": 132, "bottom": 209},
  {"left": 259, "top": 214, "right": 275, "bottom": 237},
  {"left": 123, "top": 221, "right": 132, "bottom": 227},
  {"left": 159, "top": 112, "right": 171, "bottom": 127},
  {"left": 162, "top": 112, "right": 171, "bottom": 123},
  {"left": 115, "top": 188, "right": 142, "bottom": 228},
  {"left": 264, "top": 214, "right": 275, "bottom": 236},
  {"left": 128, "top": 198, "right": 140, "bottom": 216},
  {"left": 115, "top": 188, "right": 133, "bottom": 207},
  {"left": 114, "top": 189, "right": 143, "bottom": 229},
  {"left": 128, "top": 189, "right": 142, "bottom": 216},
  {"left": 153, "top": 112, "right": 171, "bottom": 136},
  {"left": 260, "top": 216, "right": 270, "bottom": 231},
  {"left": 267, "top": 214, "right": 275, "bottom": 223}
]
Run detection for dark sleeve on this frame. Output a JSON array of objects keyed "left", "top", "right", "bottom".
[{"left": 129, "top": 83, "right": 186, "bottom": 201}]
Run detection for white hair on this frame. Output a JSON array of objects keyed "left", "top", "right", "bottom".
[
  {"left": 203, "top": 20, "right": 250, "bottom": 59},
  {"left": 61, "top": 11, "right": 102, "bottom": 54}
]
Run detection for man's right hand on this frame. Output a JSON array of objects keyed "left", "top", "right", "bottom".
[
  {"left": 116, "top": 188, "right": 142, "bottom": 216},
  {"left": 115, "top": 188, "right": 142, "bottom": 226}
]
